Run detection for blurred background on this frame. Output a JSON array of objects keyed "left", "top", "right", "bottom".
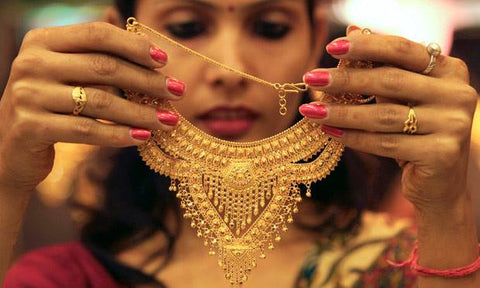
[{"left": 0, "top": 0, "right": 479, "bottom": 257}]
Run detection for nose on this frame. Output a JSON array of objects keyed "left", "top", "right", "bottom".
[{"left": 203, "top": 29, "right": 248, "bottom": 92}]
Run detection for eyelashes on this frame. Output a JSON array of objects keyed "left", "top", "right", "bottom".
[
  {"left": 252, "top": 20, "right": 291, "bottom": 40},
  {"left": 165, "top": 20, "right": 207, "bottom": 39},
  {"left": 164, "top": 19, "right": 292, "bottom": 41}
]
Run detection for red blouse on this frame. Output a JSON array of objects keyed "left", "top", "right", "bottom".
[{"left": 3, "top": 242, "right": 120, "bottom": 288}]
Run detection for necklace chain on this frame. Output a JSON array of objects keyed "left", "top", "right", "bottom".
[
  {"left": 127, "top": 17, "right": 308, "bottom": 115},
  {"left": 124, "top": 18, "right": 376, "bottom": 288}
]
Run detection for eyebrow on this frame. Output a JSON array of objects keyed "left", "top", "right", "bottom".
[
  {"left": 243, "top": 0, "right": 298, "bottom": 10},
  {"left": 159, "top": 0, "right": 216, "bottom": 9},
  {"left": 157, "top": 0, "right": 298, "bottom": 11}
]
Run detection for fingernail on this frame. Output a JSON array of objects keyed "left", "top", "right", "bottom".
[
  {"left": 303, "top": 71, "right": 331, "bottom": 87},
  {"left": 150, "top": 46, "right": 168, "bottom": 64},
  {"left": 157, "top": 110, "right": 179, "bottom": 126},
  {"left": 327, "top": 39, "right": 351, "bottom": 55},
  {"left": 299, "top": 103, "right": 328, "bottom": 119},
  {"left": 130, "top": 129, "right": 151, "bottom": 141},
  {"left": 321, "top": 125, "right": 344, "bottom": 138},
  {"left": 166, "top": 77, "right": 186, "bottom": 97}
]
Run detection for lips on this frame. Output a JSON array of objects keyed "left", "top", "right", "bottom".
[{"left": 197, "top": 106, "right": 259, "bottom": 139}]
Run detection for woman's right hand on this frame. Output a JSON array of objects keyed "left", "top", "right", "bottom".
[{"left": 0, "top": 22, "right": 185, "bottom": 193}]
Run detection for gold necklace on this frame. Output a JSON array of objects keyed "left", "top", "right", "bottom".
[{"left": 125, "top": 18, "right": 373, "bottom": 287}]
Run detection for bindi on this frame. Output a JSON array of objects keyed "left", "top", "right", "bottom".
[{"left": 227, "top": 5, "right": 236, "bottom": 12}]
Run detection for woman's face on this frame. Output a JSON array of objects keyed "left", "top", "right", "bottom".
[{"left": 135, "top": 0, "right": 324, "bottom": 142}]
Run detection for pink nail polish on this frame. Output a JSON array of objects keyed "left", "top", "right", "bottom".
[
  {"left": 321, "top": 125, "right": 344, "bottom": 138},
  {"left": 130, "top": 129, "right": 151, "bottom": 141},
  {"left": 327, "top": 39, "right": 351, "bottom": 55},
  {"left": 303, "top": 71, "right": 331, "bottom": 87},
  {"left": 150, "top": 47, "right": 168, "bottom": 64},
  {"left": 299, "top": 104, "right": 328, "bottom": 119},
  {"left": 157, "top": 110, "right": 179, "bottom": 126},
  {"left": 166, "top": 77, "right": 186, "bottom": 97}
]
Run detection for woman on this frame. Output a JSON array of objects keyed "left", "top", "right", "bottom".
[{"left": 0, "top": 0, "right": 478, "bottom": 287}]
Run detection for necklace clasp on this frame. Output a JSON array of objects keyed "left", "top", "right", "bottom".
[
  {"left": 274, "top": 83, "right": 309, "bottom": 94},
  {"left": 273, "top": 83, "right": 309, "bottom": 116}
]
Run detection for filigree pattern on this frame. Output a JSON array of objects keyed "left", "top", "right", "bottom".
[
  {"left": 127, "top": 94, "right": 343, "bottom": 286},
  {"left": 125, "top": 19, "right": 373, "bottom": 287}
]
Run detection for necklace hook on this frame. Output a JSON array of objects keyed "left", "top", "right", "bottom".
[{"left": 273, "top": 83, "right": 309, "bottom": 116}]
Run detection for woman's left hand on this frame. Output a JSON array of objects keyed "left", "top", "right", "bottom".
[
  {"left": 300, "top": 28, "right": 477, "bottom": 214},
  {"left": 300, "top": 27, "right": 480, "bottom": 287}
]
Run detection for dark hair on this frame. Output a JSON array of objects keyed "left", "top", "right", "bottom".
[
  {"left": 115, "top": 0, "right": 136, "bottom": 22},
  {"left": 75, "top": 1, "right": 400, "bottom": 286}
]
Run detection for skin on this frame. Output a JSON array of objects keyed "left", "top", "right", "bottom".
[
  {"left": 134, "top": 0, "right": 319, "bottom": 141},
  {"left": 0, "top": 0, "right": 478, "bottom": 287},
  {"left": 304, "top": 28, "right": 479, "bottom": 287}
]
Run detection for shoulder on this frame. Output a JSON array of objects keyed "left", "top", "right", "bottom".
[
  {"left": 3, "top": 242, "right": 120, "bottom": 288},
  {"left": 295, "top": 212, "right": 417, "bottom": 288},
  {"left": 354, "top": 223, "right": 418, "bottom": 287}
]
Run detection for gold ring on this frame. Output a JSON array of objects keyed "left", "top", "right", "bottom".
[
  {"left": 72, "top": 87, "right": 87, "bottom": 116},
  {"left": 361, "top": 28, "right": 372, "bottom": 35},
  {"left": 422, "top": 43, "right": 442, "bottom": 75},
  {"left": 403, "top": 104, "right": 418, "bottom": 135}
]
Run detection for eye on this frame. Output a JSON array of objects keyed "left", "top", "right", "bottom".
[
  {"left": 165, "top": 20, "right": 207, "bottom": 39},
  {"left": 252, "top": 19, "right": 291, "bottom": 40}
]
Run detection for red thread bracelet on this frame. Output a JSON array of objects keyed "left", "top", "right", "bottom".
[{"left": 387, "top": 242, "right": 480, "bottom": 277}]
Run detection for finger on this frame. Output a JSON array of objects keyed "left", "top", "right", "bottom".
[
  {"left": 41, "top": 113, "right": 152, "bottom": 147},
  {"left": 23, "top": 22, "right": 168, "bottom": 69},
  {"left": 346, "top": 25, "right": 361, "bottom": 35},
  {"left": 44, "top": 51, "right": 186, "bottom": 100},
  {"left": 325, "top": 32, "right": 463, "bottom": 79},
  {"left": 319, "top": 126, "right": 427, "bottom": 162},
  {"left": 304, "top": 66, "right": 454, "bottom": 104},
  {"left": 300, "top": 103, "right": 439, "bottom": 134},
  {"left": 37, "top": 85, "right": 179, "bottom": 131}
]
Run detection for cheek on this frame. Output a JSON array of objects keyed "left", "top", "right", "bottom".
[
  {"left": 160, "top": 51, "right": 206, "bottom": 117},
  {"left": 249, "top": 39, "right": 312, "bottom": 85},
  {"left": 160, "top": 46, "right": 204, "bottom": 83}
]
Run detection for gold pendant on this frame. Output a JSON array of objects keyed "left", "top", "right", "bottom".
[
  {"left": 125, "top": 94, "right": 343, "bottom": 286},
  {"left": 125, "top": 19, "right": 374, "bottom": 287}
]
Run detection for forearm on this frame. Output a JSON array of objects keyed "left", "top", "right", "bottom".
[
  {"left": 416, "top": 194, "right": 479, "bottom": 288},
  {"left": 0, "top": 183, "right": 32, "bottom": 284}
]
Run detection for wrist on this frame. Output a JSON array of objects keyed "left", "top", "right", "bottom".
[
  {"left": 414, "top": 193, "right": 478, "bottom": 270},
  {"left": 415, "top": 191, "right": 473, "bottom": 229},
  {"left": 0, "top": 160, "right": 38, "bottom": 196},
  {"left": 0, "top": 174, "right": 37, "bottom": 199}
]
